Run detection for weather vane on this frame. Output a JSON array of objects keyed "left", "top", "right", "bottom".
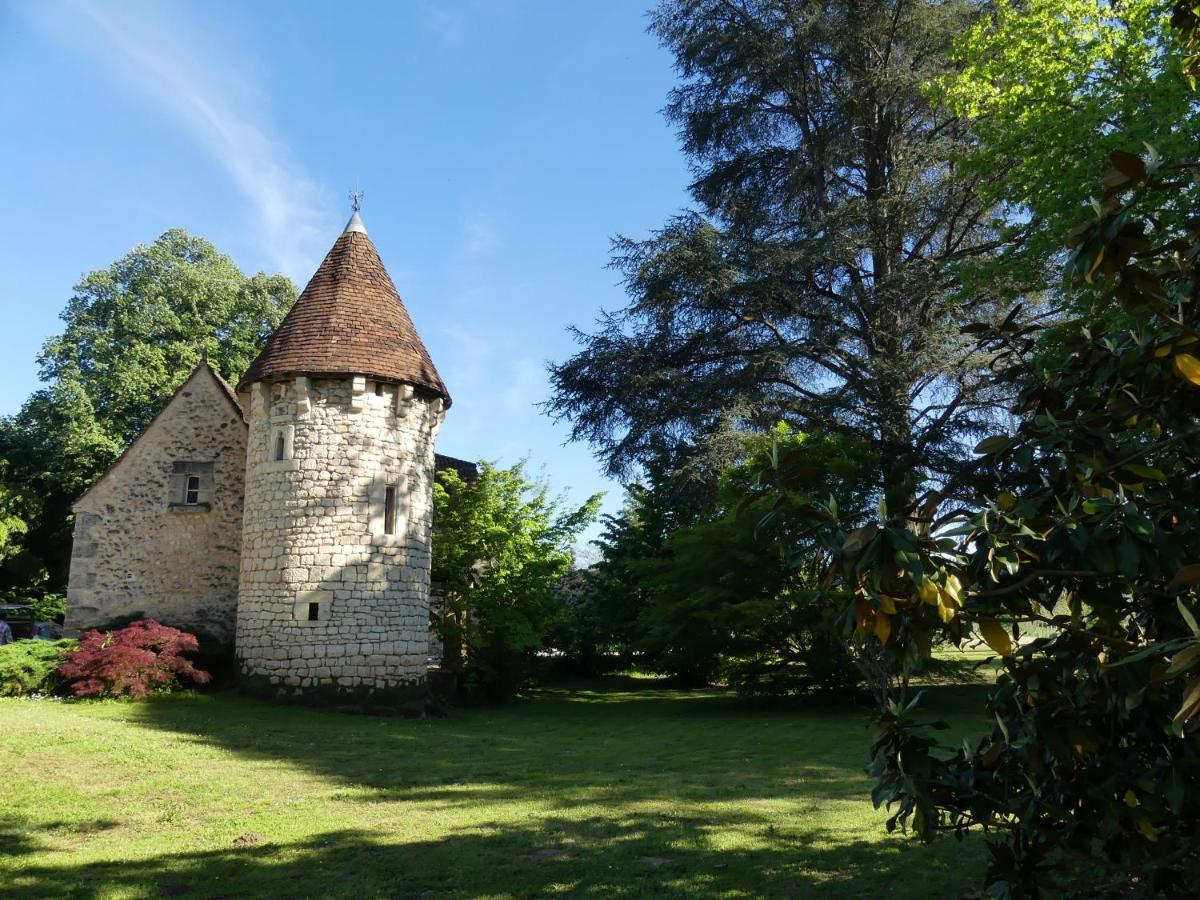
[{"left": 350, "top": 188, "right": 364, "bottom": 213}]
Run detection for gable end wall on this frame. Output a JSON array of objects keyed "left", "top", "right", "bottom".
[{"left": 65, "top": 367, "right": 248, "bottom": 641}]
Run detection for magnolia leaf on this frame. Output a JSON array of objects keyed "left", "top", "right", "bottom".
[
  {"left": 916, "top": 578, "right": 939, "bottom": 605},
  {"left": 874, "top": 613, "right": 893, "bottom": 645},
  {"left": 1179, "top": 599, "right": 1200, "bottom": 638},
  {"left": 842, "top": 523, "right": 879, "bottom": 558},
  {"left": 944, "top": 574, "right": 963, "bottom": 603},
  {"left": 938, "top": 586, "right": 962, "bottom": 610},
  {"left": 1166, "top": 644, "right": 1200, "bottom": 679},
  {"left": 1101, "top": 167, "right": 1134, "bottom": 190},
  {"left": 1169, "top": 564, "right": 1200, "bottom": 589},
  {"left": 1174, "top": 353, "right": 1200, "bottom": 386},
  {"left": 998, "top": 491, "right": 1016, "bottom": 511},
  {"left": 979, "top": 619, "right": 1014, "bottom": 657},
  {"left": 974, "top": 435, "right": 1013, "bottom": 456},
  {"left": 1123, "top": 463, "right": 1166, "bottom": 482},
  {"left": 1173, "top": 677, "right": 1200, "bottom": 724},
  {"left": 937, "top": 597, "right": 957, "bottom": 624}
]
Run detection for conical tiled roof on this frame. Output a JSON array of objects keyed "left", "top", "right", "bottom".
[{"left": 238, "top": 215, "right": 450, "bottom": 405}]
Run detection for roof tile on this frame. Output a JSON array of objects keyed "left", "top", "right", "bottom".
[{"left": 237, "top": 228, "right": 449, "bottom": 404}]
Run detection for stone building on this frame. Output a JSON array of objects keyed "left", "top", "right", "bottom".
[
  {"left": 66, "top": 360, "right": 248, "bottom": 643},
  {"left": 64, "top": 209, "right": 473, "bottom": 700}
]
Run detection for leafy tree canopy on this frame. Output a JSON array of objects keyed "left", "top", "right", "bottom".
[
  {"left": 938, "top": 0, "right": 1200, "bottom": 280},
  {"left": 432, "top": 461, "right": 601, "bottom": 700},
  {"left": 637, "top": 426, "right": 876, "bottom": 690},
  {"left": 549, "top": 0, "right": 1012, "bottom": 522},
  {"left": 38, "top": 228, "right": 296, "bottom": 446},
  {"left": 762, "top": 122, "right": 1200, "bottom": 900},
  {"left": 0, "top": 229, "right": 296, "bottom": 587},
  {"left": 577, "top": 426, "right": 876, "bottom": 692}
]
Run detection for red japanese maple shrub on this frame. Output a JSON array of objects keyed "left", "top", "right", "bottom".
[{"left": 57, "top": 620, "right": 211, "bottom": 699}]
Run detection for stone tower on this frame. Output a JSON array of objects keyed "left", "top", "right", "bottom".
[{"left": 234, "top": 209, "right": 450, "bottom": 698}]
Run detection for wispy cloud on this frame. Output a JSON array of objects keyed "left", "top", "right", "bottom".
[
  {"left": 460, "top": 212, "right": 499, "bottom": 258},
  {"left": 25, "top": 0, "right": 330, "bottom": 279}
]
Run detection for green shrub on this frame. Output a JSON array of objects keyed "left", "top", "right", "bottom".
[
  {"left": 0, "top": 589, "right": 66, "bottom": 622},
  {"left": 0, "top": 639, "right": 76, "bottom": 696}
]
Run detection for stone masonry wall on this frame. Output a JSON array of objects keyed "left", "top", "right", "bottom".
[
  {"left": 235, "top": 376, "right": 442, "bottom": 692},
  {"left": 65, "top": 365, "right": 247, "bottom": 641}
]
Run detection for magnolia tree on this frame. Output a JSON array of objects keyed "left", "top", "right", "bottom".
[{"left": 760, "top": 147, "right": 1200, "bottom": 899}]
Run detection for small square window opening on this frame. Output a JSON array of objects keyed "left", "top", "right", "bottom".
[
  {"left": 307, "top": 601, "right": 320, "bottom": 622},
  {"left": 374, "top": 381, "right": 384, "bottom": 396},
  {"left": 184, "top": 475, "right": 201, "bottom": 506}
]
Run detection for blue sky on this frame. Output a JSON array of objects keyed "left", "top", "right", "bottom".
[{"left": 0, "top": 0, "right": 693, "bottom": 545}]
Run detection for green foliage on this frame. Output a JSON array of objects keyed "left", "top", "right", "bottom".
[
  {"left": 0, "top": 229, "right": 296, "bottom": 588},
  {"left": 644, "top": 429, "right": 874, "bottom": 692},
  {"left": 431, "top": 461, "right": 601, "bottom": 700},
  {"left": 0, "top": 588, "right": 66, "bottom": 623},
  {"left": 585, "top": 427, "right": 874, "bottom": 695},
  {"left": 569, "top": 461, "right": 701, "bottom": 673},
  {"left": 0, "top": 639, "right": 76, "bottom": 696},
  {"left": 38, "top": 229, "right": 295, "bottom": 446},
  {"left": 0, "top": 461, "right": 28, "bottom": 568},
  {"left": 938, "top": 0, "right": 1199, "bottom": 289},
  {"left": 548, "top": 0, "right": 1011, "bottom": 520},
  {"left": 762, "top": 146, "right": 1200, "bottom": 896}
]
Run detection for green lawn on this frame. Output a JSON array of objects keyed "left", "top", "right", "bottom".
[{"left": 1, "top": 677, "right": 989, "bottom": 899}]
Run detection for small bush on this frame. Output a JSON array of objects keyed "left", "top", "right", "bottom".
[
  {"left": 0, "top": 589, "right": 67, "bottom": 623},
  {"left": 57, "top": 620, "right": 211, "bottom": 699},
  {"left": 0, "top": 639, "right": 76, "bottom": 696}
]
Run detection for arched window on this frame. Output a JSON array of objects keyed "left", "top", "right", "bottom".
[{"left": 274, "top": 432, "right": 286, "bottom": 461}]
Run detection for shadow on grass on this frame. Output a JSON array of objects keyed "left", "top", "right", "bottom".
[
  {"left": 7, "top": 679, "right": 992, "bottom": 898},
  {"left": 117, "top": 678, "right": 991, "bottom": 812},
  {"left": 5, "top": 811, "right": 984, "bottom": 899},
  {"left": 0, "top": 815, "right": 122, "bottom": 856}
]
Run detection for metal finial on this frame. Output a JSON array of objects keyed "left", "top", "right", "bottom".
[{"left": 344, "top": 186, "right": 368, "bottom": 234}]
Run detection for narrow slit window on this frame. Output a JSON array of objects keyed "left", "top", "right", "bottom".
[
  {"left": 384, "top": 484, "right": 398, "bottom": 535},
  {"left": 274, "top": 432, "right": 286, "bottom": 461},
  {"left": 184, "top": 475, "right": 201, "bottom": 506},
  {"left": 374, "top": 381, "right": 384, "bottom": 397},
  {"left": 307, "top": 601, "right": 320, "bottom": 622}
]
